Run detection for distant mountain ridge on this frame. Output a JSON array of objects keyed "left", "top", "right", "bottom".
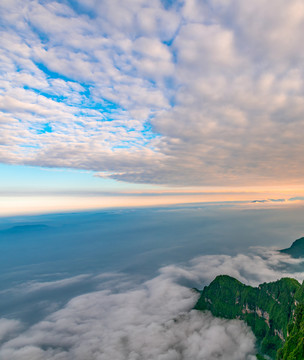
[
  {"left": 280, "top": 237, "right": 304, "bottom": 258},
  {"left": 194, "top": 237, "right": 304, "bottom": 359}
]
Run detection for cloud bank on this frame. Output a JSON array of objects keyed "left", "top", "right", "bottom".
[
  {"left": 1, "top": 248, "right": 303, "bottom": 359},
  {"left": 1, "top": 0, "right": 304, "bottom": 185}
]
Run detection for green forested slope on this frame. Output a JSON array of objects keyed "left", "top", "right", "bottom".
[
  {"left": 194, "top": 275, "right": 304, "bottom": 359},
  {"left": 277, "top": 303, "right": 304, "bottom": 360}
]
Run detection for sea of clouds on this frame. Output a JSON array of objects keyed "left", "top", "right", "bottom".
[{"left": 0, "top": 248, "right": 303, "bottom": 360}]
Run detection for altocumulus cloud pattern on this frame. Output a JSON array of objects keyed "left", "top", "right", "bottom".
[{"left": 1, "top": 0, "right": 304, "bottom": 186}]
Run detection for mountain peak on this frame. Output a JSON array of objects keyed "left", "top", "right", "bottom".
[{"left": 280, "top": 237, "right": 304, "bottom": 258}]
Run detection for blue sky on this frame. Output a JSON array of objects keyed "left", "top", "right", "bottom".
[
  {"left": 0, "top": 163, "right": 114, "bottom": 193},
  {"left": 1, "top": 0, "right": 304, "bottom": 214}
]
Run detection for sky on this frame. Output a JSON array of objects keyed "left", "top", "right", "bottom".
[
  {"left": 3, "top": 3, "right": 304, "bottom": 357},
  {"left": 2, "top": 0, "right": 304, "bottom": 214}
]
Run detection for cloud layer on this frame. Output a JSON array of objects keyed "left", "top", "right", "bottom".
[
  {"left": 1, "top": 0, "right": 304, "bottom": 186},
  {"left": 1, "top": 247, "right": 303, "bottom": 359}
]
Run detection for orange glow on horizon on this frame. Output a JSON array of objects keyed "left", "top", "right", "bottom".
[{"left": 2, "top": 185, "right": 304, "bottom": 216}]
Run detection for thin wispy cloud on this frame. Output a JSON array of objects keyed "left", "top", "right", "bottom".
[{"left": 1, "top": 0, "right": 304, "bottom": 186}]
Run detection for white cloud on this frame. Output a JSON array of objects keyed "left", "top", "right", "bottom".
[
  {"left": 0, "top": 266, "right": 255, "bottom": 360},
  {"left": 1, "top": 0, "right": 304, "bottom": 185}
]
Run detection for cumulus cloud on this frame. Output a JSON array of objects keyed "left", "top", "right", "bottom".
[
  {"left": 161, "top": 248, "right": 304, "bottom": 289},
  {"left": 1, "top": 0, "right": 304, "bottom": 185},
  {"left": 0, "top": 247, "right": 303, "bottom": 359}
]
